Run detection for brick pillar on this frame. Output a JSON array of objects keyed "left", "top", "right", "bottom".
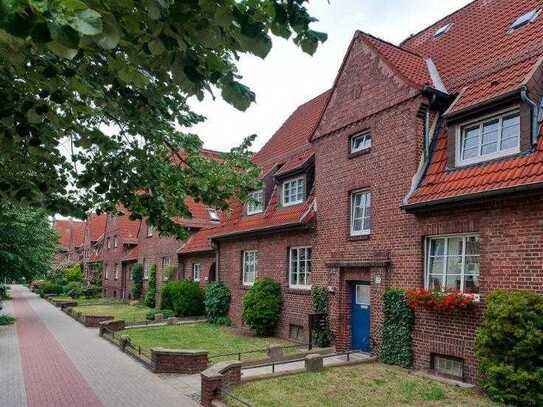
[{"left": 200, "top": 362, "right": 242, "bottom": 407}]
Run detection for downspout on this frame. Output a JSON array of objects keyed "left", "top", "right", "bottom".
[
  {"left": 215, "top": 241, "right": 220, "bottom": 282},
  {"left": 520, "top": 86, "right": 542, "bottom": 147}
]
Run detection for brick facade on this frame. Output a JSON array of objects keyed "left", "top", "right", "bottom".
[{"left": 179, "top": 251, "right": 217, "bottom": 288}]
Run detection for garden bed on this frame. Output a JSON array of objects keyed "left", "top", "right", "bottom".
[
  {"left": 226, "top": 363, "right": 497, "bottom": 407},
  {"left": 49, "top": 296, "right": 123, "bottom": 306},
  {"left": 121, "top": 323, "right": 303, "bottom": 363},
  {"left": 71, "top": 303, "right": 152, "bottom": 323}
]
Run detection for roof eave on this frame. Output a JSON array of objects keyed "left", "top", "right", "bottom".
[{"left": 210, "top": 221, "right": 310, "bottom": 241}]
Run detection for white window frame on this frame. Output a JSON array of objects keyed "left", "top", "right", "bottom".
[
  {"left": 106, "top": 238, "right": 111, "bottom": 249},
  {"left": 424, "top": 234, "right": 480, "bottom": 294},
  {"left": 105, "top": 264, "right": 109, "bottom": 279},
  {"left": 350, "top": 190, "right": 371, "bottom": 236},
  {"left": 208, "top": 208, "right": 220, "bottom": 222},
  {"left": 289, "top": 247, "right": 312, "bottom": 289},
  {"left": 192, "top": 263, "right": 201, "bottom": 282},
  {"left": 242, "top": 250, "right": 258, "bottom": 286},
  {"left": 143, "top": 260, "right": 149, "bottom": 280},
  {"left": 114, "top": 263, "right": 119, "bottom": 280},
  {"left": 350, "top": 131, "right": 371, "bottom": 154},
  {"left": 456, "top": 108, "right": 520, "bottom": 167},
  {"left": 147, "top": 224, "right": 154, "bottom": 237},
  {"left": 113, "top": 236, "right": 118, "bottom": 248},
  {"left": 161, "top": 256, "right": 171, "bottom": 280},
  {"left": 282, "top": 176, "right": 305, "bottom": 207},
  {"left": 247, "top": 190, "right": 264, "bottom": 215}
]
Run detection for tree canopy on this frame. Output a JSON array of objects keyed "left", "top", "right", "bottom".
[
  {"left": 0, "top": 204, "right": 58, "bottom": 283},
  {"left": 0, "top": 0, "right": 326, "bottom": 238}
]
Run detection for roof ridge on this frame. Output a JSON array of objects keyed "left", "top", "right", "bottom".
[
  {"left": 357, "top": 30, "right": 425, "bottom": 59},
  {"left": 400, "top": 0, "right": 478, "bottom": 47}
]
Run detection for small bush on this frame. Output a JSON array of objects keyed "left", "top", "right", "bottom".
[
  {"left": 82, "top": 285, "right": 101, "bottom": 299},
  {"left": 64, "top": 264, "right": 83, "bottom": 282},
  {"left": 131, "top": 263, "right": 144, "bottom": 300},
  {"left": 380, "top": 288, "right": 414, "bottom": 368},
  {"left": 0, "top": 284, "right": 9, "bottom": 300},
  {"left": 242, "top": 278, "right": 282, "bottom": 336},
  {"left": 144, "top": 265, "right": 157, "bottom": 308},
  {"left": 311, "top": 287, "right": 333, "bottom": 347},
  {"left": 65, "top": 281, "right": 85, "bottom": 298},
  {"left": 39, "top": 282, "right": 63, "bottom": 296},
  {"left": 0, "top": 315, "right": 16, "bottom": 325},
  {"left": 160, "top": 280, "right": 204, "bottom": 317},
  {"left": 475, "top": 290, "right": 543, "bottom": 406},
  {"left": 145, "top": 309, "right": 174, "bottom": 321},
  {"left": 204, "top": 282, "right": 231, "bottom": 325}
]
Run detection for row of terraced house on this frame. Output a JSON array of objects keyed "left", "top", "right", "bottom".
[{"left": 55, "top": 0, "right": 543, "bottom": 384}]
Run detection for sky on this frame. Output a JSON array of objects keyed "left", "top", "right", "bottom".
[{"left": 190, "top": 0, "right": 473, "bottom": 153}]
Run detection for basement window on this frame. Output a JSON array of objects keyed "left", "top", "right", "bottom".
[
  {"left": 511, "top": 9, "right": 540, "bottom": 31},
  {"left": 434, "top": 23, "right": 452, "bottom": 38},
  {"left": 432, "top": 354, "right": 464, "bottom": 380}
]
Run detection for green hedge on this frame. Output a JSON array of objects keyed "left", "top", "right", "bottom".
[
  {"left": 131, "top": 263, "right": 144, "bottom": 300},
  {"left": 475, "top": 290, "right": 543, "bottom": 406},
  {"left": 311, "top": 287, "right": 333, "bottom": 347},
  {"left": 204, "top": 282, "right": 231, "bottom": 325},
  {"left": 160, "top": 280, "right": 204, "bottom": 317},
  {"left": 380, "top": 288, "right": 414, "bottom": 368},
  {"left": 242, "top": 278, "right": 282, "bottom": 336},
  {"left": 144, "top": 265, "right": 157, "bottom": 308}
]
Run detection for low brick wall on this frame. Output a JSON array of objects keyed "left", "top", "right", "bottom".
[
  {"left": 83, "top": 315, "right": 115, "bottom": 328},
  {"left": 151, "top": 347, "right": 209, "bottom": 374},
  {"left": 201, "top": 361, "right": 242, "bottom": 407},
  {"left": 99, "top": 319, "right": 125, "bottom": 335}
]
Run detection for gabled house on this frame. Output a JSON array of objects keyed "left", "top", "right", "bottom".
[{"left": 81, "top": 213, "right": 107, "bottom": 283}]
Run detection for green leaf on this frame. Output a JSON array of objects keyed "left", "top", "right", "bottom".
[
  {"left": 221, "top": 80, "right": 255, "bottom": 111},
  {"left": 31, "top": 22, "right": 52, "bottom": 43},
  {"left": 148, "top": 38, "right": 165, "bottom": 55},
  {"left": 48, "top": 23, "right": 80, "bottom": 48},
  {"left": 26, "top": 109, "right": 42, "bottom": 124},
  {"left": 62, "top": 0, "right": 88, "bottom": 11},
  {"left": 47, "top": 42, "right": 78, "bottom": 59},
  {"left": 94, "top": 13, "right": 120, "bottom": 50},
  {"left": 68, "top": 9, "right": 103, "bottom": 36}
]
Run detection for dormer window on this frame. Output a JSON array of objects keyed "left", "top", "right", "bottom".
[
  {"left": 456, "top": 109, "right": 520, "bottom": 166},
  {"left": 511, "top": 9, "right": 540, "bottom": 31},
  {"left": 247, "top": 190, "right": 264, "bottom": 215},
  {"left": 434, "top": 23, "right": 452, "bottom": 38},
  {"left": 282, "top": 176, "right": 305, "bottom": 207},
  {"left": 350, "top": 131, "right": 371, "bottom": 154},
  {"left": 208, "top": 208, "right": 220, "bottom": 222}
]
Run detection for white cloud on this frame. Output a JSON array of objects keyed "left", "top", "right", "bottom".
[{"left": 190, "top": 0, "right": 472, "bottom": 152}]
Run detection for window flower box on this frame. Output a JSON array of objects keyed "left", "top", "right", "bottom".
[{"left": 406, "top": 288, "right": 476, "bottom": 311}]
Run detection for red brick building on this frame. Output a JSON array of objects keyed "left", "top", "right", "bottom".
[
  {"left": 81, "top": 213, "right": 107, "bottom": 283},
  {"left": 181, "top": 0, "right": 543, "bottom": 383},
  {"left": 52, "top": 219, "right": 85, "bottom": 272}
]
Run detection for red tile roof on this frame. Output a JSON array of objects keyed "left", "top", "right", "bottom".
[
  {"left": 401, "top": 0, "right": 543, "bottom": 113},
  {"left": 178, "top": 228, "right": 217, "bottom": 254},
  {"left": 87, "top": 214, "right": 107, "bottom": 242},
  {"left": 54, "top": 219, "right": 85, "bottom": 250},
  {"left": 123, "top": 245, "right": 139, "bottom": 262},
  {"left": 407, "top": 127, "right": 543, "bottom": 206},
  {"left": 357, "top": 31, "right": 432, "bottom": 88},
  {"left": 274, "top": 149, "right": 314, "bottom": 177},
  {"left": 115, "top": 213, "right": 141, "bottom": 242}
]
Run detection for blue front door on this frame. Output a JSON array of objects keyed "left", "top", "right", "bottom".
[{"left": 351, "top": 282, "right": 371, "bottom": 352}]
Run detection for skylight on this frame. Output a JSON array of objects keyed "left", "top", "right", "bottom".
[
  {"left": 434, "top": 23, "right": 451, "bottom": 38},
  {"left": 511, "top": 9, "right": 540, "bottom": 30}
]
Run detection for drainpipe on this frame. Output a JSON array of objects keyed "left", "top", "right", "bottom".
[{"left": 520, "top": 86, "right": 541, "bottom": 147}]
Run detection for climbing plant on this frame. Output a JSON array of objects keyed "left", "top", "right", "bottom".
[
  {"left": 311, "top": 287, "right": 333, "bottom": 347},
  {"left": 144, "top": 264, "right": 157, "bottom": 307},
  {"left": 380, "top": 288, "right": 414, "bottom": 368},
  {"left": 131, "top": 263, "right": 143, "bottom": 300}
]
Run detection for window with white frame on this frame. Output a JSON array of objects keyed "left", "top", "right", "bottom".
[
  {"left": 457, "top": 109, "right": 520, "bottom": 166},
  {"left": 193, "top": 263, "right": 201, "bottom": 282},
  {"left": 107, "top": 238, "right": 111, "bottom": 249},
  {"left": 114, "top": 263, "right": 119, "bottom": 280},
  {"left": 282, "top": 177, "right": 305, "bottom": 206},
  {"left": 289, "top": 247, "right": 312, "bottom": 289},
  {"left": 351, "top": 131, "right": 371, "bottom": 154},
  {"left": 247, "top": 190, "right": 264, "bottom": 215},
  {"left": 143, "top": 259, "right": 149, "bottom": 280},
  {"left": 426, "top": 235, "right": 480, "bottom": 293},
  {"left": 147, "top": 224, "right": 154, "bottom": 237},
  {"left": 351, "top": 190, "right": 371, "bottom": 236},
  {"left": 113, "top": 236, "right": 118, "bottom": 248},
  {"left": 105, "top": 264, "right": 110, "bottom": 279},
  {"left": 242, "top": 250, "right": 257, "bottom": 286},
  {"left": 162, "top": 256, "right": 171, "bottom": 280}
]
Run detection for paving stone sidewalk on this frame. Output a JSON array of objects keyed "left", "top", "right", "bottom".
[{"left": 0, "top": 285, "right": 200, "bottom": 407}]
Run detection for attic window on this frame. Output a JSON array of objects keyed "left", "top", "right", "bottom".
[
  {"left": 433, "top": 23, "right": 451, "bottom": 38},
  {"left": 208, "top": 208, "right": 220, "bottom": 222},
  {"left": 511, "top": 9, "right": 540, "bottom": 30}
]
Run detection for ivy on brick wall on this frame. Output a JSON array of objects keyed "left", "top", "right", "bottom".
[
  {"left": 144, "top": 265, "right": 157, "bottom": 308},
  {"left": 311, "top": 287, "right": 333, "bottom": 347},
  {"left": 380, "top": 288, "right": 414, "bottom": 368}
]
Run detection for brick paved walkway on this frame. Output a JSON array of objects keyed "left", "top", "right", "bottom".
[{"left": 1, "top": 286, "right": 200, "bottom": 407}]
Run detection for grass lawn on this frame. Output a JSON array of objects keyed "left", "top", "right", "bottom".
[
  {"left": 51, "top": 296, "right": 124, "bottom": 305},
  {"left": 72, "top": 303, "right": 152, "bottom": 322},
  {"left": 122, "top": 323, "right": 300, "bottom": 361},
  {"left": 227, "top": 363, "right": 497, "bottom": 407}
]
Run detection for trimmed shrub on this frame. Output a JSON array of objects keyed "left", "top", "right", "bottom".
[
  {"left": 242, "top": 278, "right": 282, "bottom": 336},
  {"left": 476, "top": 290, "right": 543, "bottom": 406},
  {"left": 64, "top": 281, "right": 85, "bottom": 298},
  {"left": 64, "top": 264, "right": 83, "bottom": 282},
  {"left": 39, "top": 282, "right": 63, "bottom": 296},
  {"left": 82, "top": 285, "right": 101, "bottom": 299},
  {"left": 131, "top": 263, "right": 144, "bottom": 300},
  {"left": 0, "top": 315, "right": 16, "bottom": 325},
  {"left": 146, "top": 309, "right": 174, "bottom": 321},
  {"left": 204, "top": 282, "right": 231, "bottom": 325},
  {"left": 160, "top": 280, "right": 204, "bottom": 317},
  {"left": 380, "top": 288, "right": 414, "bottom": 368},
  {"left": 144, "top": 265, "right": 157, "bottom": 308},
  {"left": 311, "top": 287, "right": 333, "bottom": 347}
]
